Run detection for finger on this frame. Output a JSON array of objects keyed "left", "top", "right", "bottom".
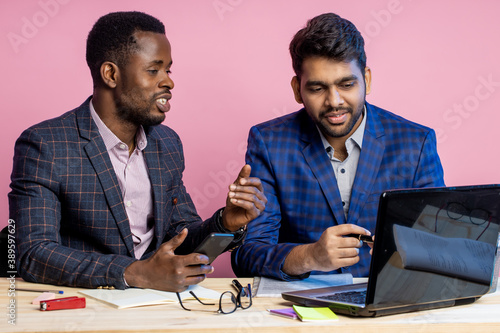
[
  {"left": 337, "top": 247, "right": 361, "bottom": 258},
  {"left": 171, "top": 273, "right": 208, "bottom": 293},
  {"left": 231, "top": 177, "right": 264, "bottom": 193},
  {"left": 184, "top": 261, "right": 214, "bottom": 275},
  {"left": 336, "top": 256, "right": 361, "bottom": 268},
  {"left": 234, "top": 164, "right": 252, "bottom": 185},
  {"left": 335, "top": 224, "right": 372, "bottom": 237},
  {"left": 229, "top": 189, "right": 266, "bottom": 204},
  {"left": 338, "top": 236, "right": 364, "bottom": 249},
  {"left": 161, "top": 228, "right": 188, "bottom": 253},
  {"left": 185, "top": 252, "right": 211, "bottom": 266},
  {"left": 182, "top": 274, "right": 208, "bottom": 287},
  {"left": 229, "top": 188, "right": 266, "bottom": 207},
  {"left": 229, "top": 195, "right": 266, "bottom": 213},
  {"left": 228, "top": 186, "right": 267, "bottom": 206},
  {"left": 228, "top": 200, "right": 261, "bottom": 221}
]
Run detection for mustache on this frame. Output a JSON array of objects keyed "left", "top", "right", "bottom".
[
  {"left": 319, "top": 107, "right": 352, "bottom": 118},
  {"left": 152, "top": 90, "right": 172, "bottom": 99}
]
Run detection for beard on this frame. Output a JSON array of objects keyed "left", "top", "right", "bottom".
[
  {"left": 115, "top": 90, "right": 167, "bottom": 127},
  {"left": 316, "top": 104, "right": 364, "bottom": 139}
]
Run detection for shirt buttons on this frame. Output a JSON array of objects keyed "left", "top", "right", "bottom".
[
  {"left": 126, "top": 201, "right": 132, "bottom": 207},
  {"left": 119, "top": 143, "right": 127, "bottom": 150},
  {"left": 341, "top": 168, "right": 346, "bottom": 174}
]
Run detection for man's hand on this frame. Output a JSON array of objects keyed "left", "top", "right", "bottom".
[
  {"left": 368, "top": 235, "right": 375, "bottom": 255},
  {"left": 283, "top": 224, "right": 371, "bottom": 276},
  {"left": 124, "top": 229, "right": 213, "bottom": 292},
  {"left": 222, "top": 164, "right": 267, "bottom": 232}
]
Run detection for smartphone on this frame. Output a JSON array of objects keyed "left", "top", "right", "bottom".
[{"left": 193, "top": 233, "right": 234, "bottom": 264}]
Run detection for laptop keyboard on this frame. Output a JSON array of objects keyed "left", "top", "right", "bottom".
[{"left": 317, "top": 290, "right": 367, "bottom": 305}]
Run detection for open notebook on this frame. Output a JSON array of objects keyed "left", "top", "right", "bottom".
[{"left": 79, "top": 285, "right": 221, "bottom": 309}]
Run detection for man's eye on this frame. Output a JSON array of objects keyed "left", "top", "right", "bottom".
[
  {"left": 309, "top": 87, "right": 323, "bottom": 93},
  {"left": 340, "top": 82, "right": 355, "bottom": 89},
  {"left": 148, "top": 69, "right": 159, "bottom": 74}
]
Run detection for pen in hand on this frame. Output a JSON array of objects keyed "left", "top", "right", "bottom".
[{"left": 345, "top": 234, "right": 374, "bottom": 244}]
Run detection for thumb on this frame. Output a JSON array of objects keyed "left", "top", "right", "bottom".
[
  {"left": 162, "top": 228, "right": 188, "bottom": 252},
  {"left": 234, "top": 164, "right": 251, "bottom": 184}
]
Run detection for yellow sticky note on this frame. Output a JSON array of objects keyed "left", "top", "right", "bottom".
[{"left": 292, "top": 305, "right": 339, "bottom": 321}]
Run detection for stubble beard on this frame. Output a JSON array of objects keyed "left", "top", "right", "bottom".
[
  {"left": 317, "top": 103, "right": 364, "bottom": 139},
  {"left": 116, "top": 93, "right": 166, "bottom": 127}
]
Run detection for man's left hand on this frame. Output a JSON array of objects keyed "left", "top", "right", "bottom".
[{"left": 222, "top": 164, "right": 267, "bottom": 231}]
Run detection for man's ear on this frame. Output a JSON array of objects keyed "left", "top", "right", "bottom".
[
  {"left": 291, "top": 76, "right": 303, "bottom": 104},
  {"left": 100, "top": 61, "right": 119, "bottom": 89},
  {"left": 364, "top": 67, "right": 372, "bottom": 95}
]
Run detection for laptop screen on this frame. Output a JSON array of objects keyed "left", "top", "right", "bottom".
[{"left": 366, "top": 185, "right": 500, "bottom": 310}]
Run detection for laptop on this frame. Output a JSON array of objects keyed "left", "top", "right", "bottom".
[{"left": 282, "top": 184, "right": 500, "bottom": 317}]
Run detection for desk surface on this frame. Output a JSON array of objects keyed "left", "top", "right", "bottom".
[{"left": 2, "top": 278, "right": 500, "bottom": 333}]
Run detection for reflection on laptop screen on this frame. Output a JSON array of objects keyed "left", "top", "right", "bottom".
[{"left": 368, "top": 186, "right": 500, "bottom": 309}]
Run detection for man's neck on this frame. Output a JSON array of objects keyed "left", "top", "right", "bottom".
[
  {"left": 326, "top": 112, "right": 364, "bottom": 162},
  {"left": 92, "top": 91, "right": 138, "bottom": 149},
  {"left": 330, "top": 141, "right": 348, "bottom": 161}
]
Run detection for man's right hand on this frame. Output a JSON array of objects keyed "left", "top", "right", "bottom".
[
  {"left": 282, "top": 224, "right": 371, "bottom": 276},
  {"left": 124, "top": 228, "right": 213, "bottom": 292}
]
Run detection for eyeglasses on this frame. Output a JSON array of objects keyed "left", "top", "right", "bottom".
[
  {"left": 435, "top": 202, "right": 492, "bottom": 240},
  {"left": 176, "top": 279, "right": 252, "bottom": 314}
]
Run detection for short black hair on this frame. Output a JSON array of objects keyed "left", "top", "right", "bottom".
[
  {"left": 86, "top": 11, "right": 165, "bottom": 84},
  {"left": 289, "top": 13, "right": 366, "bottom": 78}
]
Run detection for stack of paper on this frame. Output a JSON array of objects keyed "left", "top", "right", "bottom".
[{"left": 254, "top": 273, "right": 353, "bottom": 297}]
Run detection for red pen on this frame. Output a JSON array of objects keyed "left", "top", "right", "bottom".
[{"left": 40, "top": 296, "right": 86, "bottom": 311}]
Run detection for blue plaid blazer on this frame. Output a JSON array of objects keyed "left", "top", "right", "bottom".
[
  {"left": 9, "top": 97, "right": 226, "bottom": 289},
  {"left": 232, "top": 102, "right": 445, "bottom": 280}
]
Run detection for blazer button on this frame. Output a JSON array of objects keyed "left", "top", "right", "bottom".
[{"left": 172, "top": 197, "right": 178, "bottom": 205}]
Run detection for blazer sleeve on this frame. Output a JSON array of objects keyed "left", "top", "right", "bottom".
[
  {"left": 412, "top": 129, "right": 445, "bottom": 188},
  {"left": 231, "top": 126, "right": 307, "bottom": 281},
  {"left": 9, "top": 129, "right": 135, "bottom": 289}
]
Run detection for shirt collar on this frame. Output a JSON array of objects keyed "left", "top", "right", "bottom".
[
  {"left": 89, "top": 99, "right": 148, "bottom": 152},
  {"left": 318, "top": 105, "right": 367, "bottom": 154}
]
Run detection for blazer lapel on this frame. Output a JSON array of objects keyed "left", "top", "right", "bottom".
[
  {"left": 299, "top": 111, "right": 346, "bottom": 225},
  {"left": 347, "top": 103, "right": 385, "bottom": 224},
  {"left": 142, "top": 128, "right": 174, "bottom": 246},
  {"left": 76, "top": 98, "right": 135, "bottom": 256}
]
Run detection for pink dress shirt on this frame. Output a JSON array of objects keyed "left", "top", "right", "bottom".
[{"left": 90, "top": 101, "right": 154, "bottom": 259}]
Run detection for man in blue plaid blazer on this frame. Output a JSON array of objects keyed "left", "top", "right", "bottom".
[
  {"left": 9, "top": 12, "right": 266, "bottom": 292},
  {"left": 231, "top": 13, "right": 444, "bottom": 280}
]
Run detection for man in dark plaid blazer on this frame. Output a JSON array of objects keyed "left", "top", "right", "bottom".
[
  {"left": 232, "top": 13, "right": 444, "bottom": 280},
  {"left": 9, "top": 12, "right": 266, "bottom": 292}
]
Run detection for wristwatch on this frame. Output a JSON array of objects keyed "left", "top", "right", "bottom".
[{"left": 216, "top": 208, "right": 247, "bottom": 239}]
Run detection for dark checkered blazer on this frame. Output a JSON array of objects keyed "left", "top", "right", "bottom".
[
  {"left": 232, "top": 102, "right": 445, "bottom": 280},
  {"left": 9, "top": 97, "right": 226, "bottom": 289}
]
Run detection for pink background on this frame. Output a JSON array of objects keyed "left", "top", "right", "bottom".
[{"left": 1, "top": 0, "right": 499, "bottom": 277}]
